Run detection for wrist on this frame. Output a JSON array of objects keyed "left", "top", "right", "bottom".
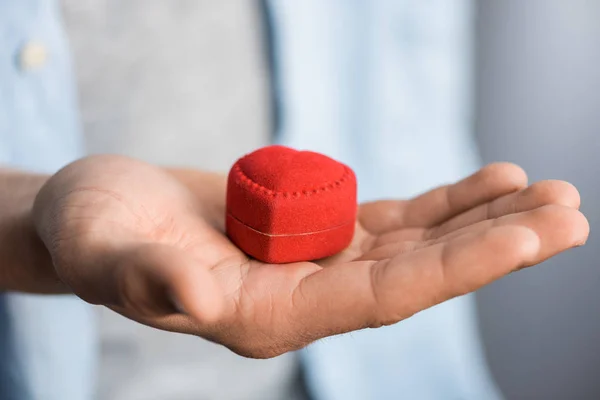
[{"left": 0, "top": 171, "right": 69, "bottom": 293}]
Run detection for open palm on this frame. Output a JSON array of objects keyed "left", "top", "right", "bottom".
[{"left": 34, "top": 155, "right": 588, "bottom": 358}]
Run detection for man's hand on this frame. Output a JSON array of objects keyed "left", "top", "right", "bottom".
[{"left": 33, "top": 155, "right": 588, "bottom": 358}]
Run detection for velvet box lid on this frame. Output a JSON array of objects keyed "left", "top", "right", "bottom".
[{"left": 226, "top": 145, "right": 357, "bottom": 263}]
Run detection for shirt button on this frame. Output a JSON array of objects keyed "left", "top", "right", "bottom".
[{"left": 19, "top": 42, "right": 48, "bottom": 71}]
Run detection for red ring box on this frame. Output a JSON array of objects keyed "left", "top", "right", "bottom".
[{"left": 226, "top": 145, "right": 357, "bottom": 263}]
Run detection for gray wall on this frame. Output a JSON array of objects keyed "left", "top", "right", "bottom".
[{"left": 475, "top": 1, "right": 600, "bottom": 399}]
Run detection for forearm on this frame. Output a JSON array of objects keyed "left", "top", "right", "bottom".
[{"left": 0, "top": 169, "right": 68, "bottom": 293}]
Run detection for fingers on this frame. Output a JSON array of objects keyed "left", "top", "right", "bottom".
[
  {"left": 427, "top": 204, "right": 589, "bottom": 264},
  {"left": 112, "top": 243, "right": 225, "bottom": 323},
  {"left": 359, "top": 163, "right": 527, "bottom": 234},
  {"left": 428, "top": 180, "right": 581, "bottom": 239},
  {"left": 293, "top": 225, "right": 540, "bottom": 339},
  {"left": 371, "top": 226, "right": 541, "bottom": 321},
  {"left": 405, "top": 163, "right": 527, "bottom": 227},
  {"left": 363, "top": 204, "right": 588, "bottom": 264}
]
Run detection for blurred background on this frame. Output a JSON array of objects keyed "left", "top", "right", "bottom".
[
  {"left": 476, "top": 1, "right": 600, "bottom": 399},
  {"left": 59, "top": 1, "right": 600, "bottom": 399}
]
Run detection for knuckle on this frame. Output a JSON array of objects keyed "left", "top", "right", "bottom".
[
  {"left": 528, "top": 180, "right": 580, "bottom": 208},
  {"left": 480, "top": 162, "right": 527, "bottom": 188}
]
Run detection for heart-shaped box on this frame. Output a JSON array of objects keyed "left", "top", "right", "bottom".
[{"left": 226, "top": 145, "right": 357, "bottom": 263}]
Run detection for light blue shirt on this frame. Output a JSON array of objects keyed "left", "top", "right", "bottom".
[
  {"left": 1, "top": 1, "right": 502, "bottom": 399},
  {"left": 0, "top": 1, "right": 96, "bottom": 399},
  {"left": 267, "top": 0, "right": 504, "bottom": 399}
]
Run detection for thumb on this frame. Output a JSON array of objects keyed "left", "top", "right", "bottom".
[{"left": 112, "top": 243, "right": 225, "bottom": 323}]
